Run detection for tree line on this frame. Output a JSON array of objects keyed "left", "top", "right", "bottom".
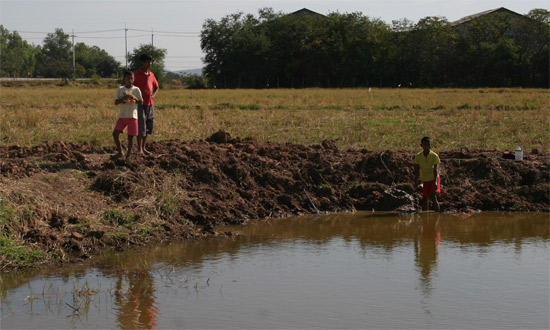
[
  {"left": 0, "top": 26, "right": 167, "bottom": 83},
  {"left": 200, "top": 8, "right": 549, "bottom": 88}
]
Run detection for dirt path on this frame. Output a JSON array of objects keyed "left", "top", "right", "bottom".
[{"left": 1, "top": 131, "right": 548, "bottom": 268}]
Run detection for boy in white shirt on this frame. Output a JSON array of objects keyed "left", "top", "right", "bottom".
[{"left": 113, "top": 71, "right": 143, "bottom": 161}]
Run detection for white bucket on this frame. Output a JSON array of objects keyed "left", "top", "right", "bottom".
[{"left": 515, "top": 146, "right": 523, "bottom": 161}]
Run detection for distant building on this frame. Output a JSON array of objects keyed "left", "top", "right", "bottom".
[
  {"left": 451, "top": 7, "right": 526, "bottom": 27},
  {"left": 290, "top": 8, "right": 326, "bottom": 19}
]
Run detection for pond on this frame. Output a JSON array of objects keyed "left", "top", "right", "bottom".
[{"left": 1, "top": 212, "right": 549, "bottom": 329}]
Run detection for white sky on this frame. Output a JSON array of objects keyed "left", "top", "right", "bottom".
[{"left": 1, "top": 0, "right": 548, "bottom": 71}]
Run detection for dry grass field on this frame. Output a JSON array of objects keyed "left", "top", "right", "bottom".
[{"left": 0, "top": 86, "right": 548, "bottom": 152}]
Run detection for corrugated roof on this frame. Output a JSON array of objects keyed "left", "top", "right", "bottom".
[
  {"left": 291, "top": 8, "right": 326, "bottom": 18},
  {"left": 451, "top": 7, "right": 524, "bottom": 26}
]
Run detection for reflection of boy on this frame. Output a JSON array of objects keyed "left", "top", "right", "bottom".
[
  {"left": 413, "top": 136, "right": 441, "bottom": 212},
  {"left": 113, "top": 71, "right": 143, "bottom": 161},
  {"left": 133, "top": 54, "right": 159, "bottom": 155}
]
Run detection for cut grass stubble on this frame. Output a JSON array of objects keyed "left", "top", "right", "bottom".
[{"left": 0, "top": 87, "right": 548, "bottom": 152}]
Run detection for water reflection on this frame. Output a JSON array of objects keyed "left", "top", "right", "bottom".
[
  {"left": 1, "top": 212, "right": 548, "bottom": 329},
  {"left": 414, "top": 215, "right": 440, "bottom": 297},
  {"left": 114, "top": 271, "right": 159, "bottom": 330}
]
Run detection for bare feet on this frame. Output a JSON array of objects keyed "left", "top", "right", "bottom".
[
  {"left": 111, "top": 152, "right": 124, "bottom": 159},
  {"left": 143, "top": 149, "right": 152, "bottom": 155}
]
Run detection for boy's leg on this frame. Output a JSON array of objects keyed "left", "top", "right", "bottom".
[
  {"left": 137, "top": 105, "right": 146, "bottom": 153},
  {"left": 125, "top": 119, "right": 138, "bottom": 160},
  {"left": 137, "top": 136, "right": 143, "bottom": 153},
  {"left": 142, "top": 135, "right": 149, "bottom": 154},
  {"left": 422, "top": 196, "right": 429, "bottom": 211},
  {"left": 112, "top": 130, "right": 124, "bottom": 157},
  {"left": 431, "top": 193, "right": 440, "bottom": 212},
  {"left": 126, "top": 136, "right": 134, "bottom": 160},
  {"left": 142, "top": 115, "right": 154, "bottom": 154}
]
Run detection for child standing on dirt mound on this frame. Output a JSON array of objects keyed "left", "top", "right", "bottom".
[
  {"left": 113, "top": 70, "right": 143, "bottom": 161},
  {"left": 413, "top": 136, "right": 441, "bottom": 212},
  {"left": 133, "top": 54, "right": 159, "bottom": 155}
]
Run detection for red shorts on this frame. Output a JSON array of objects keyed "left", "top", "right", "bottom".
[
  {"left": 422, "top": 177, "right": 441, "bottom": 197},
  {"left": 114, "top": 118, "right": 138, "bottom": 136}
]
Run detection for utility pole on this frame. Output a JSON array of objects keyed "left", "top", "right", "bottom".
[
  {"left": 151, "top": 28, "right": 154, "bottom": 46},
  {"left": 125, "top": 23, "right": 128, "bottom": 68},
  {"left": 72, "top": 29, "right": 75, "bottom": 68}
]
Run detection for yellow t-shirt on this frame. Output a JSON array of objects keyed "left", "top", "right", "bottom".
[{"left": 414, "top": 150, "right": 440, "bottom": 182}]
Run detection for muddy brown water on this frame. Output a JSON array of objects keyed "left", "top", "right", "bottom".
[{"left": 1, "top": 212, "right": 548, "bottom": 329}]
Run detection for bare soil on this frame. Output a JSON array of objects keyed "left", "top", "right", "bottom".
[{"left": 1, "top": 131, "right": 548, "bottom": 269}]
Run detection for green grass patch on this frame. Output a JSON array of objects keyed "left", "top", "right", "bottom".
[
  {"left": 101, "top": 208, "right": 137, "bottom": 226},
  {"left": 0, "top": 237, "right": 46, "bottom": 266},
  {"left": 156, "top": 171, "right": 187, "bottom": 219}
]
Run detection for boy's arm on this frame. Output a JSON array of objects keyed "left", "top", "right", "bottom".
[
  {"left": 151, "top": 76, "right": 159, "bottom": 99},
  {"left": 413, "top": 164, "right": 420, "bottom": 182},
  {"left": 135, "top": 89, "right": 143, "bottom": 105},
  {"left": 114, "top": 90, "right": 124, "bottom": 105}
]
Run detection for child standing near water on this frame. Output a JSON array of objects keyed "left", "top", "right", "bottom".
[
  {"left": 113, "top": 71, "right": 143, "bottom": 161},
  {"left": 413, "top": 136, "right": 441, "bottom": 212}
]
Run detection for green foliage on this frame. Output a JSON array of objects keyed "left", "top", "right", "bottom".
[
  {"left": 200, "top": 8, "right": 549, "bottom": 88},
  {"left": 34, "top": 28, "right": 73, "bottom": 79},
  {"left": 0, "top": 196, "right": 15, "bottom": 231},
  {"left": 128, "top": 44, "right": 167, "bottom": 87},
  {"left": 0, "top": 237, "right": 45, "bottom": 265},
  {"left": 0, "top": 197, "right": 46, "bottom": 267},
  {"left": 181, "top": 73, "right": 208, "bottom": 89},
  {"left": 508, "top": 202, "right": 525, "bottom": 212},
  {"left": 101, "top": 208, "right": 137, "bottom": 226},
  {"left": 74, "top": 42, "right": 120, "bottom": 78},
  {"left": 1, "top": 26, "right": 121, "bottom": 79},
  {"left": 156, "top": 171, "right": 187, "bottom": 219},
  {"left": 0, "top": 25, "right": 38, "bottom": 78}
]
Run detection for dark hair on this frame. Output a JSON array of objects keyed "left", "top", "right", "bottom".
[
  {"left": 140, "top": 54, "right": 153, "bottom": 62},
  {"left": 421, "top": 136, "right": 432, "bottom": 143},
  {"left": 123, "top": 70, "right": 134, "bottom": 77}
]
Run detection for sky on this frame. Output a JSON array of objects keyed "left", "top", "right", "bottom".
[{"left": 1, "top": 0, "right": 548, "bottom": 72}]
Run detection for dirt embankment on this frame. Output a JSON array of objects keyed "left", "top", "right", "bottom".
[{"left": 1, "top": 131, "right": 548, "bottom": 268}]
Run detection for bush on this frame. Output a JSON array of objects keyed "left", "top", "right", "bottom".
[{"left": 181, "top": 73, "right": 208, "bottom": 89}]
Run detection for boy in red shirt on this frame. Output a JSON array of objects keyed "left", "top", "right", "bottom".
[
  {"left": 133, "top": 54, "right": 159, "bottom": 155},
  {"left": 413, "top": 137, "right": 441, "bottom": 212}
]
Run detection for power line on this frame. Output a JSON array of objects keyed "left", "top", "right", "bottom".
[
  {"left": 74, "top": 29, "right": 125, "bottom": 34},
  {"left": 155, "top": 34, "right": 199, "bottom": 38},
  {"left": 6, "top": 27, "right": 198, "bottom": 36},
  {"left": 127, "top": 28, "right": 198, "bottom": 34},
  {"left": 75, "top": 34, "right": 149, "bottom": 39},
  {"left": 9, "top": 30, "right": 52, "bottom": 34}
]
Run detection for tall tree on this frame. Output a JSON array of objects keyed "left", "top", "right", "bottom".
[
  {"left": 406, "top": 16, "right": 456, "bottom": 87},
  {"left": 75, "top": 43, "right": 120, "bottom": 78},
  {"left": 455, "top": 12, "right": 525, "bottom": 86},
  {"left": 128, "top": 44, "right": 167, "bottom": 86},
  {"left": 0, "top": 26, "right": 38, "bottom": 78},
  {"left": 519, "top": 9, "right": 550, "bottom": 86},
  {"left": 35, "top": 28, "right": 73, "bottom": 78},
  {"left": 200, "top": 8, "right": 548, "bottom": 88}
]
